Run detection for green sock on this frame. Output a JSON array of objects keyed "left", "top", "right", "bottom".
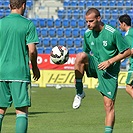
[
  {"left": 16, "top": 114, "right": 28, "bottom": 133},
  {"left": 0, "top": 114, "right": 4, "bottom": 132},
  {"left": 105, "top": 126, "right": 113, "bottom": 133},
  {"left": 75, "top": 79, "right": 83, "bottom": 95}
]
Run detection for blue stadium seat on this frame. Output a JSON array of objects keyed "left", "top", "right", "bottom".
[
  {"left": 41, "top": 28, "right": 48, "bottom": 37},
  {"left": 121, "top": 58, "right": 128, "bottom": 69},
  {"left": 66, "top": 38, "right": 74, "bottom": 48},
  {"left": 68, "top": 48, "right": 76, "bottom": 54},
  {"left": 50, "top": 38, "right": 58, "bottom": 47},
  {"left": 39, "top": 18, "right": 47, "bottom": 28},
  {"left": 63, "top": 1, "right": 70, "bottom": 9},
  {"left": 93, "top": 1, "right": 100, "bottom": 6},
  {"left": 47, "top": 19, "right": 54, "bottom": 28},
  {"left": 55, "top": 19, "right": 62, "bottom": 28},
  {"left": 58, "top": 38, "right": 66, "bottom": 46},
  {"left": 109, "top": 1, "right": 116, "bottom": 6},
  {"left": 36, "top": 28, "right": 41, "bottom": 37},
  {"left": 127, "top": 9, "right": 133, "bottom": 16},
  {"left": 70, "top": 1, "right": 78, "bottom": 10},
  {"left": 58, "top": 10, "right": 65, "bottom": 19},
  {"left": 26, "top": 1, "right": 33, "bottom": 8},
  {"left": 66, "top": 10, "right": 73, "bottom": 19},
  {"left": 74, "top": 38, "right": 83, "bottom": 48},
  {"left": 109, "top": 19, "right": 117, "bottom": 27},
  {"left": 102, "top": 19, "right": 108, "bottom": 24},
  {"left": 49, "top": 28, "right": 56, "bottom": 37},
  {"left": 80, "top": 28, "right": 86, "bottom": 37},
  {"left": 78, "top": 19, "right": 86, "bottom": 28},
  {"left": 73, "top": 10, "right": 80, "bottom": 19},
  {"left": 85, "top": 1, "right": 93, "bottom": 7},
  {"left": 43, "top": 38, "right": 50, "bottom": 47},
  {"left": 64, "top": 28, "right": 72, "bottom": 38},
  {"left": 117, "top": 1, "right": 123, "bottom": 6},
  {"left": 62, "top": 19, "right": 70, "bottom": 28},
  {"left": 104, "top": 9, "right": 111, "bottom": 19},
  {"left": 72, "top": 28, "right": 80, "bottom": 38},
  {"left": 101, "top": 1, "right": 108, "bottom": 6},
  {"left": 70, "top": 19, "right": 78, "bottom": 28},
  {"left": 56, "top": 28, "right": 64, "bottom": 37},
  {"left": 125, "top": 1, "right": 131, "bottom": 6},
  {"left": 5, "top": 9, "right": 10, "bottom": 15},
  {"left": 45, "top": 47, "right": 52, "bottom": 54},
  {"left": 111, "top": 9, "right": 118, "bottom": 19},
  {"left": 76, "top": 48, "right": 83, "bottom": 54},
  {"left": 37, "top": 47, "right": 44, "bottom": 54},
  {"left": 31, "top": 18, "right": 39, "bottom": 27},
  {"left": 78, "top": 1, "right": 85, "bottom": 9}
]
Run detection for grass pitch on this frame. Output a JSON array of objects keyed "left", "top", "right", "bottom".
[{"left": 2, "top": 87, "right": 132, "bottom": 133}]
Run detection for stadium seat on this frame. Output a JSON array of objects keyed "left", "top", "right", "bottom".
[
  {"left": 80, "top": 28, "right": 87, "bottom": 37},
  {"left": 63, "top": 1, "right": 70, "bottom": 9},
  {"left": 78, "top": 19, "right": 86, "bottom": 28},
  {"left": 56, "top": 28, "right": 64, "bottom": 37},
  {"left": 109, "top": 19, "right": 117, "bottom": 27},
  {"left": 93, "top": 1, "right": 100, "bottom": 6},
  {"left": 70, "top": 1, "right": 78, "bottom": 10},
  {"left": 70, "top": 19, "right": 78, "bottom": 28},
  {"left": 72, "top": 28, "right": 80, "bottom": 38},
  {"left": 101, "top": 1, "right": 108, "bottom": 6},
  {"left": 73, "top": 10, "right": 80, "bottom": 19},
  {"left": 58, "top": 10, "right": 65, "bottom": 19},
  {"left": 76, "top": 48, "right": 83, "bottom": 54},
  {"left": 49, "top": 28, "right": 56, "bottom": 37},
  {"left": 85, "top": 1, "right": 93, "bottom": 7},
  {"left": 55, "top": 19, "right": 62, "bottom": 28},
  {"left": 78, "top": 1, "right": 85, "bottom": 9},
  {"left": 62, "top": 19, "right": 70, "bottom": 28},
  {"left": 58, "top": 38, "right": 66, "bottom": 46},
  {"left": 74, "top": 38, "right": 83, "bottom": 48},
  {"left": 64, "top": 28, "right": 72, "bottom": 38},
  {"left": 125, "top": 1, "right": 131, "bottom": 6},
  {"left": 39, "top": 18, "right": 47, "bottom": 28},
  {"left": 37, "top": 47, "right": 44, "bottom": 54},
  {"left": 42, "top": 38, "right": 50, "bottom": 47},
  {"left": 111, "top": 9, "right": 118, "bottom": 19},
  {"left": 31, "top": 18, "right": 39, "bottom": 27},
  {"left": 47, "top": 19, "right": 54, "bottom": 28},
  {"left": 109, "top": 1, "right": 116, "bottom": 6},
  {"left": 50, "top": 38, "right": 58, "bottom": 47},
  {"left": 41, "top": 28, "right": 48, "bottom": 37},
  {"left": 104, "top": 9, "right": 111, "bottom": 19},
  {"left": 66, "top": 38, "right": 74, "bottom": 48},
  {"left": 36, "top": 28, "right": 41, "bottom": 37},
  {"left": 68, "top": 48, "right": 76, "bottom": 54},
  {"left": 102, "top": 19, "right": 108, "bottom": 24},
  {"left": 117, "top": 1, "right": 124, "bottom": 6},
  {"left": 45, "top": 47, "right": 52, "bottom": 54}
]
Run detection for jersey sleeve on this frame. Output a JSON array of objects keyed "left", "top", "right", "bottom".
[
  {"left": 26, "top": 21, "right": 39, "bottom": 45},
  {"left": 114, "top": 30, "right": 130, "bottom": 53}
]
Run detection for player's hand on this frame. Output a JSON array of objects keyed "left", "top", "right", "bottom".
[
  {"left": 98, "top": 60, "right": 111, "bottom": 70},
  {"left": 32, "top": 67, "right": 40, "bottom": 81}
]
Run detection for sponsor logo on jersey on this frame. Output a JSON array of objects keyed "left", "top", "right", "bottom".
[{"left": 91, "top": 42, "right": 94, "bottom": 45}]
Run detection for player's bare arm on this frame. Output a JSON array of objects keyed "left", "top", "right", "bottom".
[
  {"left": 28, "top": 43, "right": 40, "bottom": 81},
  {"left": 98, "top": 48, "right": 131, "bottom": 70}
]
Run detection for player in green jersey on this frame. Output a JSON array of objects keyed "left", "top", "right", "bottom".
[
  {"left": 72, "top": 8, "right": 131, "bottom": 133},
  {"left": 0, "top": 0, "right": 40, "bottom": 132},
  {"left": 119, "top": 14, "right": 133, "bottom": 98}
]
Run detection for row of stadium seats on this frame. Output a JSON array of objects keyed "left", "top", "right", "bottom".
[
  {"left": 31, "top": 18, "right": 126, "bottom": 29},
  {"left": 63, "top": 0, "right": 133, "bottom": 8}
]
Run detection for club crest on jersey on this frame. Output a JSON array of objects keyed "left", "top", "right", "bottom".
[{"left": 103, "top": 41, "right": 107, "bottom": 46}]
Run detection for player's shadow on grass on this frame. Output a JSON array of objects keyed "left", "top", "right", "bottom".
[{"left": 6, "top": 111, "right": 65, "bottom": 116}]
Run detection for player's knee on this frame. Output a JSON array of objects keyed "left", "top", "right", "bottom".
[
  {"left": 75, "top": 52, "right": 88, "bottom": 64},
  {"left": 104, "top": 102, "right": 114, "bottom": 113}
]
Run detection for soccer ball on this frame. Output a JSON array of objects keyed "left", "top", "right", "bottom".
[{"left": 50, "top": 45, "right": 69, "bottom": 64}]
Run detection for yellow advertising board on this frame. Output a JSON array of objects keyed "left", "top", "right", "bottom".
[{"left": 31, "top": 70, "right": 127, "bottom": 89}]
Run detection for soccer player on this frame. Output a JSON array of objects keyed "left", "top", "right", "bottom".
[
  {"left": 119, "top": 14, "right": 133, "bottom": 98},
  {"left": 0, "top": 0, "right": 40, "bottom": 132},
  {"left": 72, "top": 8, "right": 131, "bottom": 133}
]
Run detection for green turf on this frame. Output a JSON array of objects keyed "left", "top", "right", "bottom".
[{"left": 1, "top": 87, "right": 132, "bottom": 133}]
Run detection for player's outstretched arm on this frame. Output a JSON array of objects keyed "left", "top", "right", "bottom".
[{"left": 28, "top": 44, "right": 40, "bottom": 81}]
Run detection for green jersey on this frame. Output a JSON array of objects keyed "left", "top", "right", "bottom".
[
  {"left": 0, "top": 13, "right": 39, "bottom": 82},
  {"left": 83, "top": 24, "right": 130, "bottom": 74},
  {"left": 124, "top": 27, "right": 133, "bottom": 69}
]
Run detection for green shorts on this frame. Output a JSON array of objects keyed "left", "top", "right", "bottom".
[
  {"left": 0, "top": 81, "right": 31, "bottom": 108},
  {"left": 86, "top": 55, "right": 118, "bottom": 100},
  {"left": 126, "top": 70, "right": 133, "bottom": 85}
]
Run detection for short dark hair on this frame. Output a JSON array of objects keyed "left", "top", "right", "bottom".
[
  {"left": 86, "top": 8, "right": 100, "bottom": 17},
  {"left": 10, "top": 0, "right": 26, "bottom": 9},
  {"left": 119, "top": 14, "right": 131, "bottom": 26}
]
